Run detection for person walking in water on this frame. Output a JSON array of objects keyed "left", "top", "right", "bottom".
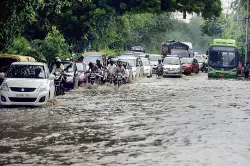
[{"left": 244, "top": 62, "right": 250, "bottom": 78}]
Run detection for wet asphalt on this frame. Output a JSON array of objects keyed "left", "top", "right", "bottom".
[{"left": 0, "top": 73, "right": 250, "bottom": 166}]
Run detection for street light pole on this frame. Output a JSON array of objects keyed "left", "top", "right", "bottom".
[{"left": 245, "top": 0, "right": 249, "bottom": 64}]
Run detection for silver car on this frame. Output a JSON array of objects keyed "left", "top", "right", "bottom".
[
  {"left": 162, "top": 57, "right": 182, "bottom": 77},
  {"left": 146, "top": 54, "right": 162, "bottom": 74}
]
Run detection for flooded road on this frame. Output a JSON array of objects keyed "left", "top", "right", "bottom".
[{"left": 1, "top": 73, "right": 250, "bottom": 166}]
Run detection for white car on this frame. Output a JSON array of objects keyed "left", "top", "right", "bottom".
[
  {"left": 194, "top": 55, "right": 205, "bottom": 69},
  {"left": 162, "top": 57, "right": 182, "bottom": 77},
  {"left": 147, "top": 54, "right": 162, "bottom": 74},
  {"left": 118, "top": 56, "right": 142, "bottom": 79},
  {"left": 0, "top": 62, "right": 55, "bottom": 106},
  {"left": 141, "top": 58, "right": 152, "bottom": 77}
]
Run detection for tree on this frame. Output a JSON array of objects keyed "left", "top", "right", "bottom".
[
  {"left": 0, "top": 0, "right": 35, "bottom": 50},
  {"left": 32, "top": 26, "right": 70, "bottom": 61}
]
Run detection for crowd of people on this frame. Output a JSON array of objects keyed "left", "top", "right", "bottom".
[{"left": 41, "top": 56, "right": 128, "bottom": 86}]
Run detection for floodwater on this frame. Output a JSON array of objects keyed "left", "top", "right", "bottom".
[{"left": 1, "top": 73, "right": 250, "bottom": 166}]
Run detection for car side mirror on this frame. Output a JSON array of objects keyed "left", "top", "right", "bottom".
[
  {"left": 0, "top": 73, "right": 5, "bottom": 79},
  {"left": 206, "top": 50, "right": 208, "bottom": 55},
  {"left": 49, "top": 74, "right": 55, "bottom": 80}
]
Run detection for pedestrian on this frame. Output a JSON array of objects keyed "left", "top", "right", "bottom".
[{"left": 244, "top": 62, "right": 250, "bottom": 78}]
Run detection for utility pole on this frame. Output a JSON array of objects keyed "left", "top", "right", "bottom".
[{"left": 245, "top": 0, "right": 249, "bottom": 64}]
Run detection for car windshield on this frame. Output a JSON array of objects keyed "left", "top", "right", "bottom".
[
  {"left": 142, "top": 59, "right": 149, "bottom": 66},
  {"left": 194, "top": 56, "right": 205, "bottom": 62},
  {"left": 181, "top": 58, "right": 193, "bottom": 64},
  {"left": 209, "top": 47, "right": 237, "bottom": 67},
  {"left": 64, "top": 63, "right": 74, "bottom": 72},
  {"left": 76, "top": 63, "right": 86, "bottom": 71},
  {"left": 7, "top": 65, "right": 46, "bottom": 79},
  {"left": 171, "top": 49, "right": 189, "bottom": 57},
  {"left": 149, "top": 55, "right": 161, "bottom": 61},
  {"left": 62, "top": 61, "right": 71, "bottom": 69},
  {"left": 163, "top": 58, "right": 180, "bottom": 65},
  {"left": 84, "top": 56, "right": 101, "bottom": 65},
  {"left": 119, "top": 59, "right": 136, "bottom": 67}
]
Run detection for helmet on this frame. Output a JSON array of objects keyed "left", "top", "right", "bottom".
[
  {"left": 56, "top": 59, "right": 61, "bottom": 63},
  {"left": 118, "top": 61, "right": 122, "bottom": 67},
  {"left": 55, "top": 57, "right": 60, "bottom": 60},
  {"left": 89, "top": 62, "right": 93, "bottom": 66},
  {"left": 66, "top": 58, "right": 70, "bottom": 61},
  {"left": 41, "top": 58, "right": 47, "bottom": 63}
]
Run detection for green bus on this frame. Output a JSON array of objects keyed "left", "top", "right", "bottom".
[{"left": 207, "top": 39, "right": 240, "bottom": 78}]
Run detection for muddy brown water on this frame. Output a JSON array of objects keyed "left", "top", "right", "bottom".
[{"left": 1, "top": 73, "right": 250, "bottom": 165}]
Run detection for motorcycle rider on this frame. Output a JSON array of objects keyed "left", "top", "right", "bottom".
[
  {"left": 52, "top": 59, "right": 65, "bottom": 94},
  {"left": 41, "top": 58, "right": 47, "bottom": 64},
  {"left": 157, "top": 59, "right": 163, "bottom": 76},
  {"left": 96, "top": 59, "right": 103, "bottom": 69},
  {"left": 115, "top": 61, "right": 126, "bottom": 82},
  {"left": 201, "top": 56, "right": 208, "bottom": 72},
  {"left": 78, "top": 55, "right": 84, "bottom": 64},
  {"left": 107, "top": 60, "right": 117, "bottom": 82},
  {"left": 52, "top": 59, "right": 64, "bottom": 74},
  {"left": 87, "top": 62, "right": 101, "bottom": 82}
]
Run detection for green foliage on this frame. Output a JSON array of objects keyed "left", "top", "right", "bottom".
[
  {"left": 32, "top": 26, "right": 70, "bottom": 61},
  {"left": 6, "top": 37, "right": 31, "bottom": 55},
  {"left": 1, "top": 0, "right": 223, "bottom": 55},
  {"left": 0, "top": 0, "right": 35, "bottom": 49},
  {"left": 201, "top": 13, "right": 245, "bottom": 52}
]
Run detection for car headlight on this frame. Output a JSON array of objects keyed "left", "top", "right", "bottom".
[
  {"left": 176, "top": 67, "right": 180, "bottom": 71},
  {"left": 208, "top": 67, "right": 214, "bottom": 73},
  {"left": 0, "top": 82, "right": 9, "bottom": 91},
  {"left": 38, "top": 83, "right": 47, "bottom": 92}
]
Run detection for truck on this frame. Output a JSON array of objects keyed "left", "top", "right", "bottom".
[
  {"left": 207, "top": 39, "right": 240, "bottom": 78},
  {"left": 182, "top": 42, "right": 194, "bottom": 57},
  {"left": 161, "top": 40, "right": 190, "bottom": 58}
]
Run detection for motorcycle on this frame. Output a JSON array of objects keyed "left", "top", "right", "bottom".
[
  {"left": 54, "top": 72, "right": 64, "bottom": 95},
  {"left": 201, "top": 63, "right": 208, "bottom": 73},
  {"left": 115, "top": 72, "right": 123, "bottom": 87},
  {"left": 89, "top": 72, "right": 96, "bottom": 85},
  {"left": 157, "top": 66, "right": 163, "bottom": 77}
]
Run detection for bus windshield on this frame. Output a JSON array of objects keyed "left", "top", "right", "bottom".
[{"left": 209, "top": 47, "right": 237, "bottom": 68}]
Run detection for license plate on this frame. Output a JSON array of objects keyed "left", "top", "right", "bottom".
[
  {"left": 220, "top": 74, "right": 224, "bottom": 77},
  {"left": 16, "top": 94, "right": 29, "bottom": 97}
]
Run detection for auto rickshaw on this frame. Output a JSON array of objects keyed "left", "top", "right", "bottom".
[{"left": 0, "top": 54, "right": 36, "bottom": 84}]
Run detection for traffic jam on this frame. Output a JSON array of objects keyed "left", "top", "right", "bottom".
[{"left": 0, "top": 43, "right": 209, "bottom": 107}]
